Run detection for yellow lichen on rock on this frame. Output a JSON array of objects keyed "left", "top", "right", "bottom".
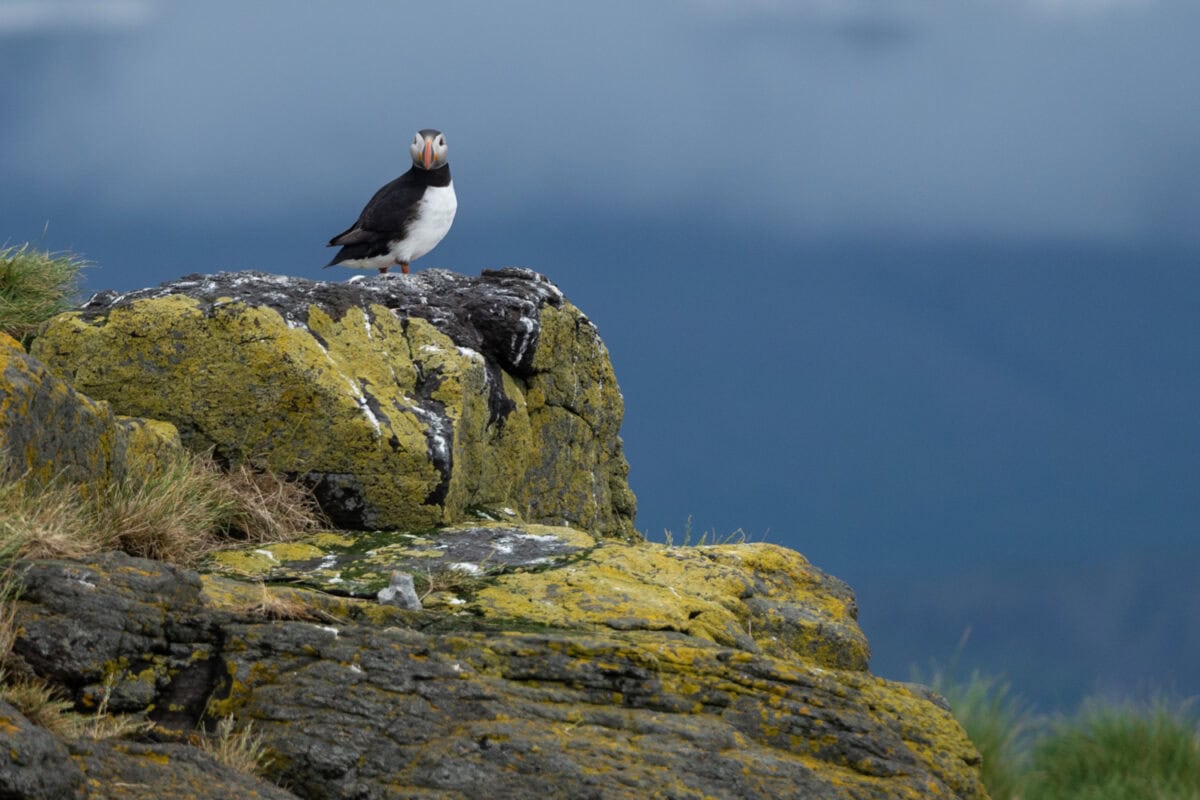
[
  {"left": 520, "top": 303, "right": 637, "bottom": 538},
  {"left": 6, "top": 268, "right": 989, "bottom": 797},
  {"left": 469, "top": 540, "right": 870, "bottom": 670},
  {"left": 1, "top": 329, "right": 182, "bottom": 489},
  {"left": 31, "top": 276, "right": 637, "bottom": 536},
  {"left": 117, "top": 416, "right": 184, "bottom": 477},
  {"left": 853, "top": 675, "right": 987, "bottom": 798},
  {"left": 204, "top": 542, "right": 328, "bottom": 578}
]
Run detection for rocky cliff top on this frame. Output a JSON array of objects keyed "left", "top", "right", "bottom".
[
  {"left": 0, "top": 269, "right": 987, "bottom": 799},
  {"left": 79, "top": 268, "right": 567, "bottom": 377},
  {"left": 32, "top": 269, "right": 636, "bottom": 537}
]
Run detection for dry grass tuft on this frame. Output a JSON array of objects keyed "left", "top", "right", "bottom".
[
  {"left": 0, "top": 675, "right": 77, "bottom": 734},
  {"left": 660, "top": 515, "right": 752, "bottom": 547},
  {"left": 76, "top": 680, "right": 155, "bottom": 741},
  {"left": 0, "top": 573, "right": 20, "bottom": 664},
  {"left": 0, "top": 475, "right": 105, "bottom": 561},
  {"left": 220, "top": 464, "right": 327, "bottom": 545},
  {"left": 0, "top": 671, "right": 151, "bottom": 740},
  {"left": 201, "top": 715, "right": 272, "bottom": 775},
  {"left": 0, "top": 451, "right": 324, "bottom": 568},
  {"left": 234, "top": 583, "right": 336, "bottom": 622},
  {"left": 416, "top": 564, "right": 490, "bottom": 603},
  {"left": 93, "top": 453, "right": 240, "bottom": 564}
]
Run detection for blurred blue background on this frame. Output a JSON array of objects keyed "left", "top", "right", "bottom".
[{"left": 3, "top": 0, "right": 1198, "bottom": 710}]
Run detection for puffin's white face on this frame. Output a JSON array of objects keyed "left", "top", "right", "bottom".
[{"left": 410, "top": 129, "right": 449, "bottom": 170}]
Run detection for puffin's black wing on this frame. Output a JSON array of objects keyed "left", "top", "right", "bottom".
[{"left": 327, "top": 169, "right": 425, "bottom": 248}]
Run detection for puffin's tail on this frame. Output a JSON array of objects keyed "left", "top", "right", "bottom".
[{"left": 325, "top": 243, "right": 370, "bottom": 268}]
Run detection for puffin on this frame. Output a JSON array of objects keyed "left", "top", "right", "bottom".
[{"left": 325, "top": 129, "right": 457, "bottom": 275}]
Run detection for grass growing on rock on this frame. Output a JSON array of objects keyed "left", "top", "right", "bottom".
[
  {"left": 0, "top": 671, "right": 153, "bottom": 740},
  {"left": 201, "top": 715, "right": 272, "bottom": 776},
  {"left": 931, "top": 668, "right": 1200, "bottom": 800},
  {"left": 231, "top": 582, "right": 339, "bottom": 622},
  {"left": 659, "top": 515, "right": 751, "bottom": 547},
  {"left": 0, "top": 450, "right": 324, "bottom": 567},
  {"left": 0, "top": 243, "right": 84, "bottom": 343}
]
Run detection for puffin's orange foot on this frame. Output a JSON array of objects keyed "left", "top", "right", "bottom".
[
  {"left": 378, "top": 266, "right": 389, "bottom": 274},
  {"left": 400, "top": 262, "right": 410, "bottom": 275}
]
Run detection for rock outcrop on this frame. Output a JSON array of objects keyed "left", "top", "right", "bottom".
[
  {"left": 30, "top": 269, "right": 636, "bottom": 539},
  {"left": 6, "top": 548, "right": 985, "bottom": 799},
  {"left": 1, "top": 268, "right": 988, "bottom": 799},
  {"left": 203, "top": 524, "right": 871, "bottom": 672}
]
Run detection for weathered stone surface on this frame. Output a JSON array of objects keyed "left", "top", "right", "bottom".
[
  {"left": 209, "top": 622, "right": 980, "bottom": 800},
  {"left": 70, "top": 740, "right": 301, "bottom": 800},
  {"left": 205, "top": 526, "right": 869, "bottom": 671},
  {"left": 468, "top": 540, "right": 871, "bottom": 671},
  {"left": 9, "top": 552, "right": 219, "bottom": 720},
  {"left": 0, "top": 699, "right": 87, "bottom": 799},
  {"left": 8, "top": 549, "right": 986, "bottom": 800},
  {"left": 0, "top": 332, "right": 180, "bottom": 487},
  {"left": 30, "top": 269, "right": 636, "bottom": 538}
]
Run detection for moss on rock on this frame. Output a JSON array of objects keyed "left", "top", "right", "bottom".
[{"left": 203, "top": 522, "right": 597, "bottom": 600}]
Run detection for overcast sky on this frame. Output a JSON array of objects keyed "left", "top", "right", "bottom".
[{"left": 3, "top": 0, "right": 1199, "bottom": 246}]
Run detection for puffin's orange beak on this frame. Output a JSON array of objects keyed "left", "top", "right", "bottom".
[{"left": 422, "top": 138, "right": 434, "bottom": 169}]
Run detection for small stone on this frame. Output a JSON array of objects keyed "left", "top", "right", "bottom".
[{"left": 377, "top": 571, "right": 422, "bottom": 609}]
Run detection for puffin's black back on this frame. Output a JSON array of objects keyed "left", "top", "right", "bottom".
[{"left": 326, "top": 164, "right": 453, "bottom": 265}]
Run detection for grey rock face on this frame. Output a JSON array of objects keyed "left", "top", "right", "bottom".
[
  {"left": 9, "top": 552, "right": 986, "bottom": 800},
  {"left": 70, "top": 739, "right": 302, "bottom": 800},
  {"left": 10, "top": 552, "right": 219, "bottom": 722},
  {"left": 0, "top": 699, "right": 86, "bottom": 799}
]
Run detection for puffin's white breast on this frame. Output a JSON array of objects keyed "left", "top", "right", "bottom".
[{"left": 392, "top": 182, "right": 457, "bottom": 263}]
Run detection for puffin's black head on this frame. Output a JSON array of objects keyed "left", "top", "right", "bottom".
[{"left": 410, "top": 129, "right": 449, "bottom": 170}]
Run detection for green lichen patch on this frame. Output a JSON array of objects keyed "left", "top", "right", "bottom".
[
  {"left": 204, "top": 533, "right": 868, "bottom": 671},
  {"left": 202, "top": 522, "right": 599, "bottom": 598}
]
